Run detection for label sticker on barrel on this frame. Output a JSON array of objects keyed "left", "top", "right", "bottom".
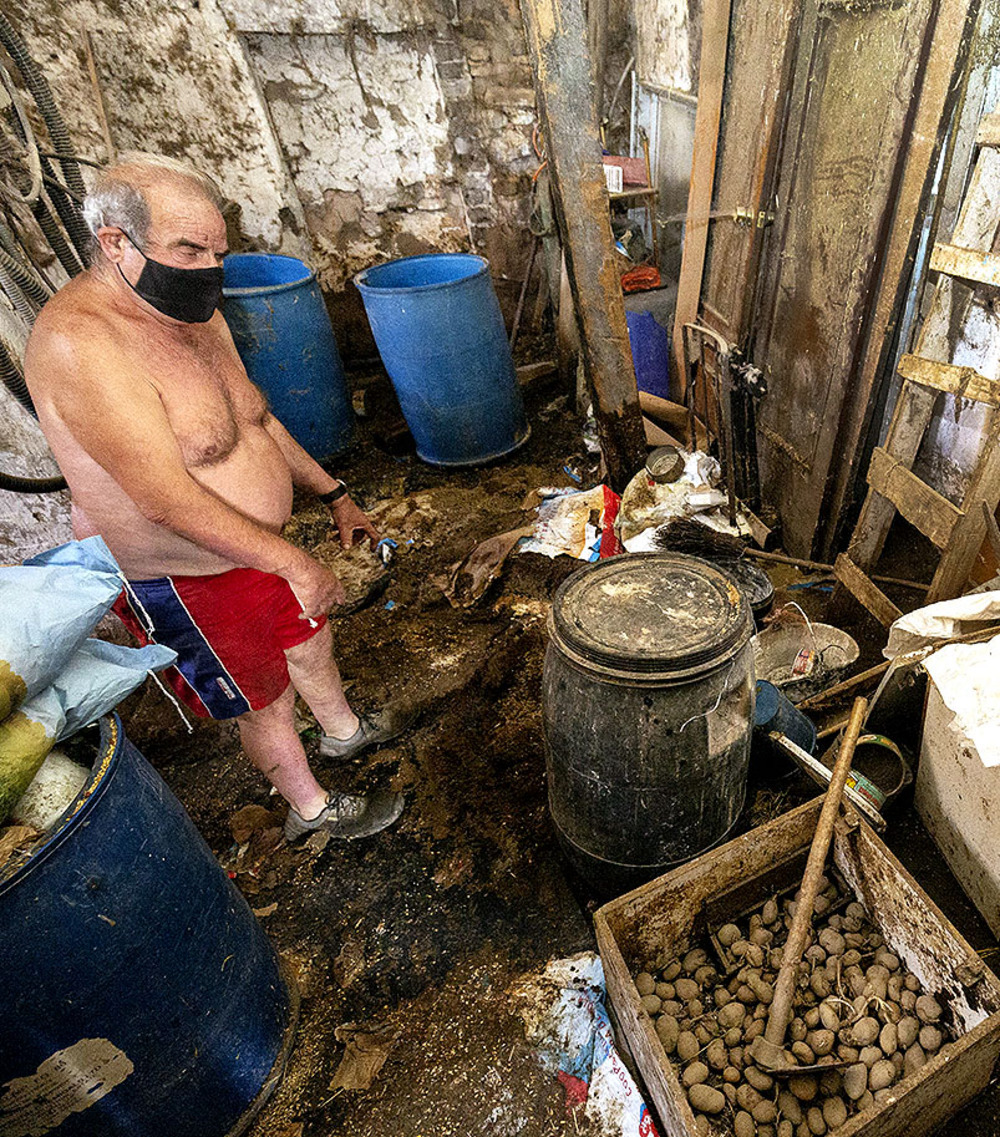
[{"left": 0, "top": 1038, "right": 134, "bottom": 1136}]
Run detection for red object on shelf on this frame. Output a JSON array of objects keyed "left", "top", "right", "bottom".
[
  {"left": 621, "top": 265, "right": 661, "bottom": 293},
  {"left": 602, "top": 154, "right": 647, "bottom": 185}
]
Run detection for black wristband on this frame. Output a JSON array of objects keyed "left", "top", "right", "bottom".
[{"left": 318, "top": 481, "right": 348, "bottom": 505}]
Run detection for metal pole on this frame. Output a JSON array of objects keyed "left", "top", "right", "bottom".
[{"left": 520, "top": 0, "right": 647, "bottom": 492}]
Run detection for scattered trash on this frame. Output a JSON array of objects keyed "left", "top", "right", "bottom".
[
  {"left": 515, "top": 952, "right": 660, "bottom": 1136},
  {"left": 0, "top": 823, "right": 40, "bottom": 868},
  {"left": 435, "top": 526, "right": 534, "bottom": 608},
  {"left": 645, "top": 445, "right": 683, "bottom": 484},
  {"left": 519, "top": 485, "right": 623, "bottom": 561},
  {"left": 562, "top": 465, "right": 583, "bottom": 484},
  {"left": 375, "top": 537, "right": 398, "bottom": 567},
  {"left": 230, "top": 804, "right": 282, "bottom": 845},
  {"left": 384, "top": 600, "right": 396, "bottom": 611},
  {"left": 305, "top": 830, "right": 331, "bottom": 854},
  {"left": 252, "top": 903, "right": 278, "bottom": 919},
  {"left": 329, "top": 1021, "right": 400, "bottom": 1093}
]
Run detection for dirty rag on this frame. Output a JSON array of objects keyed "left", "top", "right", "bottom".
[
  {"left": 922, "top": 633, "right": 1000, "bottom": 768},
  {"left": 884, "top": 590, "right": 1000, "bottom": 658}
]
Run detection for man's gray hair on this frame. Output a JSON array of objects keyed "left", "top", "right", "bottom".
[{"left": 82, "top": 152, "right": 225, "bottom": 256}]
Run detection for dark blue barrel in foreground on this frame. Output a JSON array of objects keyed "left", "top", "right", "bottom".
[
  {"left": 223, "top": 252, "right": 353, "bottom": 461},
  {"left": 355, "top": 254, "right": 529, "bottom": 465},
  {"left": 0, "top": 716, "right": 295, "bottom": 1137}
]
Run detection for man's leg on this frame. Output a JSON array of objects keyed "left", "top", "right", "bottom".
[
  {"left": 284, "top": 621, "right": 359, "bottom": 740},
  {"left": 237, "top": 684, "right": 329, "bottom": 820}
]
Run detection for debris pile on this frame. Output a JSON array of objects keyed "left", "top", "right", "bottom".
[{"left": 636, "top": 884, "right": 955, "bottom": 1136}]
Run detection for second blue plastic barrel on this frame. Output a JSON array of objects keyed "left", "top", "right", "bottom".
[
  {"left": 222, "top": 253, "right": 353, "bottom": 462},
  {"left": 0, "top": 716, "right": 294, "bottom": 1137},
  {"left": 355, "top": 254, "right": 529, "bottom": 466}
]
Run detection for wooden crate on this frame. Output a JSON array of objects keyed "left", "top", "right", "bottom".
[{"left": 594, "top": 799, "right": 1000, "bottom": 1137}]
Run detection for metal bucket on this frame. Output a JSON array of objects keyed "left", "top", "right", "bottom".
[
  {"left": 0, "top": 716, "right": 296, "bottom": 1137},
  {"left": 543, "top": 553, "right": 755, "bottom": 894}
]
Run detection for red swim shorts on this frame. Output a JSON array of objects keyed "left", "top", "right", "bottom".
[{"left": 112, "top": 567, "right": 327, "bottom": 719}]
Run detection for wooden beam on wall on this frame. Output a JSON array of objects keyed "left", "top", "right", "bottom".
[
  {"left": 521, "top": 0, "right": 647, "bottom": 491},
  {"left": 670, "top": 0, "right": 733, "bottom": 398}
]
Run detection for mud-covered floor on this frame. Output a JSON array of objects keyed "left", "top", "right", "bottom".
[{"left": 131, "top": 367, "right": 1000, "bottom": 1137}]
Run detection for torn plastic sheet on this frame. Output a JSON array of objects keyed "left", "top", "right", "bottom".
[
  {"left": 518, "top": 486, "right": 624, "bottom": 561},
  {"left": 517, "top": 952, "right": 660, "bottom": 1137},
  {"left": 922, "top": 633, "right": 1000, "bottom": 767},
  {"left": 884, "top": 589, "right": 1000, "bottom": 658}
]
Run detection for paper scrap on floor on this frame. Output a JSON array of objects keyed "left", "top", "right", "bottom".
[
  {"left": 884, "top": 590, "right": 1000, "bottom": 658},
  {"left": 921, "top": 634, "right": 1000, "bottom": 767},
  {"left": 518, "top": 485, "right": 624, "bottom": 561},
  {"left": 516, "top": 952, "right": 660, "bottom": 1137},
  {"left": 616, "top": 449, "right": 751, "bottom": 550}
]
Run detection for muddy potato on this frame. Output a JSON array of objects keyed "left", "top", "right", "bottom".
[
  {"left": 808, "top": 1029, "right": 835, "bottom": 1057},
  {"left": 843, "top": 1062, "right": 867, "bottom": 1101},
  {"left": 682, "top": 1060, "right": 709, "bottom": 1088},
  {"left": 790, "top": 1016, "right": 808, "bottom": 1042},
  {"left": 695, "top": 1023, "right": 714, "bottom": 1044},
  {"left": 737, "top": 984, "right": 757, "bottom": 1004},
  {"left": 841, "top": 948, "right": 862, "bottom": 968},
  {"left": 904, "top": 972, "right": 921, "bottom": 992},
  {"left": 891, "top": 1051, "right": 905, "bottom": 1074},
  {"left": 688, "top": 1083, "right": 725, "bottom": 1115},
  {"left": 778, "top": 1090, "right": 805, "bottom": 1124},
  {"left": 724, "top": 1065, "right": 742, "bottom": 1084},
  {"left": 744, "top": 943, "right": 765, "bottom": 969},
  {"left": 660, "top": 999, "right": 685, "bottom": 1018},
  {"left": 806, "top": 1105, "right": 827, "bottom": 1135},
  {"left": 822, "top": 1096, "right": 847, "bottom": 1129},
  {"left": 745, "top": 1066, "right": 774, "bottom": 1093},
  {"left": 662, "top": 960, "right": 682, "bottom": 981},
  {"left": 751, "top": 976, "right": 775, "bottom": 1004},
  {"left": 737, "top": 1084, "right": 763, "bottom": 1112},
  {"left": 763, "top": 898, "right": 779, "bottom": 925},
  {"left": 796, "top": 1124, "right": 811, "bottom": 1137},
  {"left": 859, "top": 1045, "right": 882, "bottom": 1068},
  {"left": 769, "top": 948, "right": 785, "bottom": 970},
  {"left": 719, "top": 1002, "right": 746, "bottom": 1029},
  {"left": 904, "top": 1043, "right": 927, "bottom": 1075},
  {"left": 655, "top": 1014, "right": 679, "bottom": 1053},
  {"left": 635, "top": 972, "right": 656, "bottom": 997},
  {"left": 847, "top": 1016, "right": 880, "bottom": 1048},
  {"left": 677, "top": 1031, "right": 700, "bottom": 1062},
  {"left": 919, "top": 1024, "right": 943, "bottom": 1052},
  {"left": 818, "top": 1069, "right": 841, "bottom": 1097},
  {"left": 718, "top": 923, "right": 742, "bottom": 947},
  {"left": 869, "top": 1058, "right": 896, "bottom": 1091},
  {"left": 640, "top": 994, "right": 662, "bottom": 1015},
  {"left": 810, "top": 972, "right": 832, "bottom": 999},
  {"left": 818, "top": 928, "right": 846, "bottom": 956},
  {"left": 692, "top": 1114, "right": 710, "bottom": 1137},
  {"left": 725, "top": 1027, "right": 743, "bottom": 1048},
  {"left": 745, "top": 1019, "right": 766, "bottom": 1043},
  {"left": 706, "top": 1038, "right": 727, "bottom": 1070},
  {"left": 792, "top": 1041, "right": 816, "bottom": 1065},
  {"left": 655, "top": 981, "right": 675, "bottom": 999},
  {"left": 734, "top": 1110, "right": 756, "bottom": 1137},
  {"left": 778, "top": 1122, "right": 794, "bottom": 1137},
  {"left": 900, "top": 989, "right": 917, "bottom": 1012},
  {"left": 753, "top": 1100, "right": 778, "bottom": 1125},
  {"left": 675, "top": 977, "right": 700, "bottom": 1002},
  {"left": 724, "top": 1083, "right": 739, "bottom": 1105},
  {"left": 688, "top": 998, "right": 704, "bottom": 1018},
  {"left": 879, "top": 1021, "right": 898, "bottom": 1056},
  {"left": 715, "top": 987, "right": 732, "bottom": 1009},
  {"left": 896, "top": 1016, "right": 919, "bottom": 1048},
  {"left": 818, "top": 1002, "right": 840, "bottom": 1032},
  {"left": 694, "top": 965, "right": 718, "bottom": 988},
  {"left": 788, "top": 1074, "right": 818, "bottom": 1101},
  {"left": 844, "top": 932, "right": 866, "bottom": 949},
  {"left": 915, "top": 994, "right": 942, "bottom": 1023},
  {"left": 837, "top": 1044, "right": 860, "bottom": 1063},
  {"left": 751, "top": 926, "right": 773, "bottom": 948},
  {"left": 684, "top": 948, "right": 709, "bottom": 973},
  {"left": 804, "top": 1007, "right": 821, "bottom": 1029},
  {"left": 805, "top": 945, "right": 827, "bottom": 966}
]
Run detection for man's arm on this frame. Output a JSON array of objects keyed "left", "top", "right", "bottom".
[
  {"left": 263, "top": 413, "right": 379, "bottom": 549},
  {"left": 27, "top": 330, "right": 342, "bottom": 617}
]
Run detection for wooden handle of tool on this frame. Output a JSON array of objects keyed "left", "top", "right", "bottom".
[{"left": 762, "top": 696, "right": 868, "bottom": 1051}]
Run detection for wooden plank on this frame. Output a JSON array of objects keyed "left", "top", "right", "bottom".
[
  {"left": 815, "top": 0, "right": 979, "bottom": 559},
  {"left": 897, "top": 353, "right": 1000, "bottom": 406},
  {"left": 831, "top": 147, "right": 1000, "bottom": 604},
  {"left": 867, "top": 446, "right": 964, "bottom": 549},
  {"left": 929, "top": 411, "right": 1000, "bottom": 600},
  {"left": 669, "top": 0, "right": 732, "bottom": 398},
  {"left": 833, "top": 553, "right": 903, "bottom": 627},
  {"left": 977, "top": 108, "right": 1000, "bottom": 146},
  {"left": 520, "top": 0, "right": 647, "bottom": 491},
  {"left": 930, "top": 242, "right": 1000, "bottom": 288}
]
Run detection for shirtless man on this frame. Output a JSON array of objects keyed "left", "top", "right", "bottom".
[{"left": 25, "top": 153, "right": 404, "bottom": 841}]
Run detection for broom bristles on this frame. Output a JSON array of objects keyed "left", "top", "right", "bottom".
[{"left": 652, "top": 518, "right": 748, "bottom": 559}]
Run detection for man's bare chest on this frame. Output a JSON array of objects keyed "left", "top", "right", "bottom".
[{"left": 139, "top": 342, "right": 267, "bottom": 469}]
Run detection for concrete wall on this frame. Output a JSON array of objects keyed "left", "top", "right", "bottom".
[{"left": 14, "top": 0, "right": 539, "bottom": 358}]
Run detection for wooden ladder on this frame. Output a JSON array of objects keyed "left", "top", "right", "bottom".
[{"left": 833, "top": 110, "right": 1000, "bottom": 626}]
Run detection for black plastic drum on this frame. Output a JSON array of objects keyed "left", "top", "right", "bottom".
[{"left": 543, "top": 553, "right": 755, "bottom": 894}]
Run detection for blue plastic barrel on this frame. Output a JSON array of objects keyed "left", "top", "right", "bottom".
[
  {"left": 355, "top": 254, "right": 529, "bottom": 466},
  {"left": 222, "top": 253, "right": 353, "bottom": 461},
  {"left": 625, "top": 309, "right": 671, "bottom": 399},
  {"left": 0, "top": 716, "right": 295, "bottom": 1137}
]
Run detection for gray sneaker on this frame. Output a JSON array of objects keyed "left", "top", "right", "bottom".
[
  {"left": 319, "top": 708, "right": 414, "bottom": 761},
  {"left": 284, "top": 788, "right": 405, "bottom": 842}
]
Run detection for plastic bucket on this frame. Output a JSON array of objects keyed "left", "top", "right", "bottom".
[
  {"left": 0, "top": 716, "right": 296, "bottom": 1137},
  {"left": 355, "top": 253, "right": 529, "bottom": 466},
  {"left": 222, "top": 253, "right": 353, "bottom": 462}
]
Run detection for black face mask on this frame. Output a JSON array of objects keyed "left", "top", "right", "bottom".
[{"left": 117, "top": 231, "right": 224, "bottom": 324}]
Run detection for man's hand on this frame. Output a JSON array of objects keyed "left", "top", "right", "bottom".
[
  {"left": 284, "top": 553, "right": 346, "bottom": 619},
  {"left": 330, "top": 495, "right": 380, "bottom": 551}
]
